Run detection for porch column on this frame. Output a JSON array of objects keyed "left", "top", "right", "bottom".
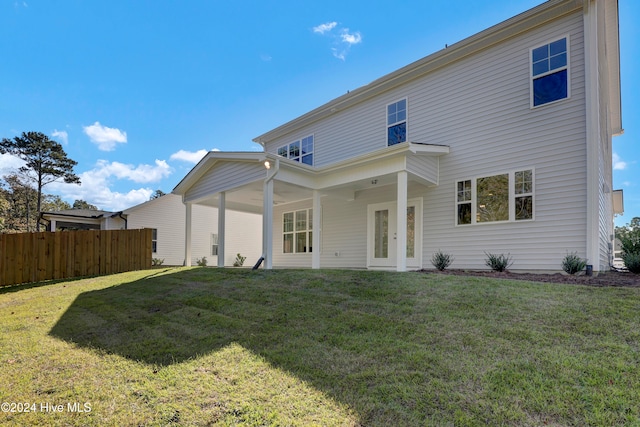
[
  {"left": 396, "top": 171, "right": 408, "bottom": 272},
  {"left": 50, "top": 219, "right": 56, "bottom": 232},
  {"left": 312, "top": 190, "right": 321, "bottom": 269},
  {"left": 185, "top": 202, "right": 192, "bottom": 266},
  {"left": 263, "top": 179, "right": 274, "bottom": 269},
  {"left": 218, "top": 192, "right": 226, "bottom": 268}
]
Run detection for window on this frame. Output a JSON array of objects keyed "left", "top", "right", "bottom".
[
  {"left": 151, "top": 228, "right": 158, "bottom": 253},
  {"left": 455, "top": 169, "right": 534, "bottom": 225},
  {"left": 283, "top": 208, "right": 313, "bottom": 253},
  {"left": 277, "top": 135, "right": 313, "bottom": 165},
  {"left": 211, "top": 233, "right": 219, "bottom": 256},
  {"left": 387, "top": 98, "right": 407, "bottom": 146},
  {"left": 531, "top": 37, "right": 568, "bottom": 107}
]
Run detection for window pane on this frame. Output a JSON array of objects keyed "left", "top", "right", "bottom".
[
  {"left": 296, "top": 210, "right": 307, "bottom": 231},
  {"left": 283, "top": 212, "right": 294, "bottom": 233},
  {"left": 532, "top": 60, "right": 549, "bottom": 76},
  {"left": 533, "top": 69, "right": 568, "bottom": 106},
  {"left": 387, "top": 122, "right": 407, "bottom": 146},
  {"left": 296, "top": 232, "right": 307, "bottom": 253},
  {"left": 301, "top": 136, "right": 313, "bottom": 154},
  {"left": 477, "top": 174, "right": 509, "bottom": 222},
  {"left": 457, "top": 203, "right": 471, "bottom": 225},
  {"left": 457, "top": 180, "right": 471, "bottom": 202},
  {"left": 515, "top": 196, "right": 533, "bottom": 220},
  {"left": 397, "top": 99, "right": 406, "bottom": 111},
  {"left": 302, "top": 154, "right": 313, "bottom": 165},
  {"left": 283, "top": 234, "right": 293, "bottom": 253},
  {"left": 407, "top": 206, "right": 415, "bottom": 258},
  {"left": 152, "top": 228, "right": 157, "bottom": 240},
  {"left": 278, "top": 146, "right": 288, "bottom": 157},
  {"left": 289, "top": 141, "right": 300, "bottom": 159},
  {"left": 374, "top": 209, "right": 388, "bottom": 258},
  {"left": 549, "top": 52, "right": 567, "bottom": 70},
  {"left": 532, "top": 45, "right": 548, "bottom": 63},
  {"left": 309, "top": 231, "right": 313, "bottom": 253},
  {"left": 308, "top": 209, "right": 313, "bottom": 230},
  {"left": 515, "top": 170, "right": 533, "bottom": 194},
  {"left": 549, "top": 38, "right": 566, "bottom": 56}
]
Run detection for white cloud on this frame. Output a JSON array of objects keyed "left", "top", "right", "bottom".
[
  {"left": 313, "top": 22, "right": 337, "bottom": 34},
  {"left": 613, "top": 152, "right": 627, "bottom": 170},
  {"left": 0, "top": 153, "right": 26, "bottom": 175},
  {"left": 313, "top": 21, "right": 362, "bottom": 60},
  {"left": 170, "top": 149, "right": 209, "bottom": 164},
  {"left": 340, "top": 29, "right": 362, "bottom": 45},
  {"left": 92, "top": 159, "right": 172, "bottom": 183},
  {"left": 46, "top": 159, "right": 173, "bottom": 211},
  {"left": 52, "top": 129, "right": 68, "bottom": 145},
  {"left": 83, "top": 121, "right": 127, "bottom": 151}
]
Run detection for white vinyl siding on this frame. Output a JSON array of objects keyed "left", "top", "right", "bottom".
[
  {"left": 125, "top": 194, "right": 262, "bottom": 267},
  {"left": 265, "top": 11, "right": 587, "bottom": 271}
]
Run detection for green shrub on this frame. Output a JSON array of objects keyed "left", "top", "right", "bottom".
[
  {"left": 484, "top": 252, "right": 513, "bottom": 272},
  {"left": 196, "top": 257, "right": 207, "bottom": 267},
  {"left": 622, "top": 252, "right": 640, "bottom": 274},
  {"left": 431, "top": 250, "right": 454, "bottom": 271},
  {"left": 151, "top": 258, "right": 165, "bottom": 266},
  {"left": 233, "top": 253, "right": 247, "bottom": 267},
  {"left": 561, "top": 252, "right": 587, "bottom": 275}
]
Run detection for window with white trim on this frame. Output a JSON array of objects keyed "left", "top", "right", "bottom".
[
  {"left": 277, "top": 135, "right": 313, "bottom": 165},
  {"left": 283, "top": 208, "right": 313, "bottom": 253},
  {"left": 151, "top": 228, "right": 158, "bottom": 253},
  {"left": 211, "top": 233, "right": 219, "bottom": 256},
  {"left": 387, "top": 98, "right": 407, "bottom": 146},
  {"left": 531, "top": 37, "right": 568, "bottom": 107},
  {"left": 456, "top": 169, "right": 534, "bottom": 225}
]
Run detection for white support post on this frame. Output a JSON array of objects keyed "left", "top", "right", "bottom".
[
  {"left": 263, "top": 179, "right": 274, "bottom": 269},
  {"left": 312, "top": 190, "right": 321, "bottom": 269},
  {"left": 185, "top": 202, "right": 192, "bottom": 266},
  {"left": 218, "top": 192, "right": 226, "bottom": 268},
  {"left": 396, "top": 171, "right": 408, "bottom": 272},
  {"left": 50, "top": 219, "right": 56, "bottom": 232}
]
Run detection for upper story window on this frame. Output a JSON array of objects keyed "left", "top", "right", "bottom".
[
  {"left": 531, "top": 37, "right": 569, "bottom": 107},
  {"left": 456, "top": 169, "right": 534, "bottom": 225},
  {"left": 387, "top": 98, "right": 407, "bottom": 146},
  {"left": 277, "top": 135, "right": 314, "bottom": 165}
]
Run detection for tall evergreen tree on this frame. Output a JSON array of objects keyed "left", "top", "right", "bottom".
[{"left": 1, "top": 132, "right": 81, "bottom": 231}]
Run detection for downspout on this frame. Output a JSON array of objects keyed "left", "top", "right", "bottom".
[{"left": 118, "top": 212, "right": 128, "bottom": 229}]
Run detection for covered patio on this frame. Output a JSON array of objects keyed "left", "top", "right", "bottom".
[{"left": 173, "top": 142, "right": 449, "bottom": 271}]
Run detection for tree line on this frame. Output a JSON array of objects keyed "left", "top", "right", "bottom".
[{"left": 1, "top": 131, "right": 165, "bottom": 233}]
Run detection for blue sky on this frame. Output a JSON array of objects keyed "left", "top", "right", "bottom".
[{"left": 1, "top": 0, "right": 637, "bottom": 226}]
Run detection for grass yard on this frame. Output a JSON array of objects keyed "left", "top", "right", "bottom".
[{"left": 1, "top": 268, "right": 639, "bottom": 426}]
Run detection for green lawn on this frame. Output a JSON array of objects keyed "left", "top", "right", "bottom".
[{"left": 1, "top": 268, "right": 639, "bottom": 426}]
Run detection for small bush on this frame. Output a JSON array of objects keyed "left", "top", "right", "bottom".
[
  {"left": 196, "top": 257, "right": 207, "bottom": 267},
  {"left": 561, "top": 252, "right": 587, "bottom": 275},
  {"left": 431, "top": 250, "right": 454, "bottom": 271},
  {"left": 622, "top": 252, "right": 640, "bottom": 274},
  {"left": 233, "top": 253, "right": 247, "bottom": 267},
  {"left": 484, "top": 252, "right": 513, "bottom": 272},
  {"left": 152, "top": 258, "right": 165, "bottom": 266}
]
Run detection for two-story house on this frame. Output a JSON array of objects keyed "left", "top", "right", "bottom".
[{"left": 174, "top": 0, "right": 622, "bottom": 273}]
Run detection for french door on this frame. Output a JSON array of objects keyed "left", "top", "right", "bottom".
[{"left": 367, "top": 199, "right": 422, "bottom": 268}]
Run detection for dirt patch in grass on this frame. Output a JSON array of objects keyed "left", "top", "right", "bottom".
[{"left": 419, "top": 269, "right": 640, "bottom": 287}]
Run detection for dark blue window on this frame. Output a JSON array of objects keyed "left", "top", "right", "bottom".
[
  {"left": 532, "top": 38, "right": 568, "bottom": 106},
  {"left": 387, "top": 99, "right": 407, "bottom": 146}
]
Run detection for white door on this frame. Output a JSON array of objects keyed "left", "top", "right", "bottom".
[{"left": 367, "top": 198, "right": 422, "bottom": 269}]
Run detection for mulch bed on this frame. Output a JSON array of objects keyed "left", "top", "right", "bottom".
[{"left": 418, "top": 269, "right": 640, "bottom": 288}]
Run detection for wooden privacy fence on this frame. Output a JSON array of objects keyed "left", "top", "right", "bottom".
[{"left": 0, "top": 229, "right": 153, "bottom": 287}]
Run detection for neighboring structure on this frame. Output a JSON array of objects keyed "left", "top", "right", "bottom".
[
  {"left": 40, "top": 209, "right": 126, "bottom": 231},
  {"left": 173, "top": 0, "right": 623, "bottom": 273},
  {"left": 41, "top": 194, "right": 262, "bottom": 266}
]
